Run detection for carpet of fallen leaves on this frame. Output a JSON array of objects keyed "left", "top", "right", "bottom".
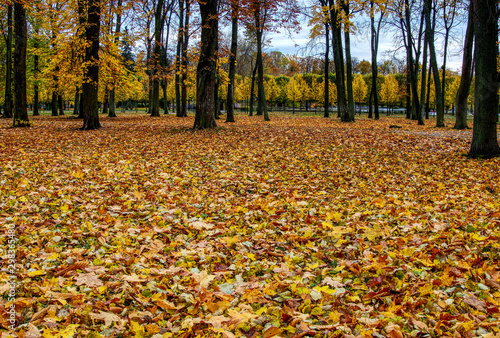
[{"left": 1, "top": 114, "right": 500, "bottom": 338}]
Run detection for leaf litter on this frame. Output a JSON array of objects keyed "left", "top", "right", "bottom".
[{"left": 0, "top": 115, "right": 500, "bottom": 337}]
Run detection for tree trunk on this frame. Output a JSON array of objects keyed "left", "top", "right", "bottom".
[
  {"left": 419, "top": 7, "right": 428, "bottom": 126},
  {"left": 256, "top": 30, "right": 269, "bottom": 121},
  {"left": 403, "top": 1, "right": 420, "bottom": 120},
  {"left": 343, "top": 2, "right": 355, "bottom": 122},
  {"left": 468, "top": 0, "right": 500, "bottom": 157},
  {"left": 3, "top": 5, "right": 13, "bottom": 119},
  {"left": 58, "top": 95, "right": 64, "bottom": 115},
  {"left": 454, "top": 3, "right": 473, "bottom": 130},
  {"left": 249, "top": 61, "right": 257, "bottom": 116},
  {"left": 12, "top": 1, "right": 28, "bottom": 126},
  {"left": 33, "top": 23, "right": 40, "bottom": 116},
  {"left": 103, "top": 91, "right": 109, "bottom": 115},
  {"left": 81, "top": 0, "right": 101, "bottom": 130},
  {"left": 74, "top": 90, "right": 80, "bottom": 115},
  {"left": 323, "top": 20, "right": 330, "bottom": 118},
  {"left": 151, "top": 0, "right": 164, "bottom": 117},
  {"left": 181, "top": 1, "right": 190, "bottom": 117},
  {"left": 175, "top": 0, "right": 184, "bottom": 117},
  {"left": 109, "top": 0, "right": 122, "bottom": 118},
  {"left": 329, "top": 0, "right": 347, "bottom": 121},
  {"left": 424, "top": 0, "right": 444, "bottom": 127},
  {"left": 193, "top": 0, "right": 218, "bottom": 129},
  {"left": 370, "top": 2, "right": 382, "bottom": 120},
  {"left": 52, "top": 91, "right": 58, "bottom": 116},
  {"left": 226, "top": 4, "right": 238, "bottom": 123}
]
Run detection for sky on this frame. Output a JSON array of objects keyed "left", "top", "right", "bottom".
[{"left": 266, "top": 21, "right": 466, "bottom": 73}]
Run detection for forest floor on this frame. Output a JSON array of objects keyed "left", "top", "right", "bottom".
[{"left": 1, "top": 114, "right": 499, "bottom": 338}]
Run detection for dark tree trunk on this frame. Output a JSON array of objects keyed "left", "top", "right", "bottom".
[
  {"left": 256, "top": 29, "right": 269, "bottom": 121},
  {"left": 151, "top": 0, "right": 164, "bottom": 117},
  {"left": 81, "top": 0, "right": 101, "bottom": 130},
  {"left": 74, "top": 90, "right": 80, "bottom": 115},
  {"left": 193, "top": 0, "right": 218, "bottom": 129},
  {"left": 58, "top": 95, "right": 64, "bottom": 115},
  {"left": 329, "top": 0, "right": 347, "bottom": 121},
  {"left": 425, "top": 66, "right": 431, "bottom": 119},
  {"left": 419, "top": 7, "right": 428, "bottom": 126},
  {"left": 343, "top": 2, "right": 355, "bottom": 122},
  {"left": 102, "top": 91, "right": 109, "bottom": 115},
  {"left": 370, "top": 2, "right": 382, "bottom": 120},
  {"left": 12, "top": 1, "right": 28, "bottom": 126},
  {"left": 52, "top": 91, "right": 58, "bottom": 116},
  {"left": 226, "top": 3, "right": 238, "bottom": 123},
  {"left": 249, "top": 61, "right": 257, "bottom": 116},
  {"left": 468, "top": 0, "right": 500, "bottom": 157},
  {"left": 323, "top": 19, "right": 330, "bottom": 118},
  {"left": 175, "top": 0, "right": 184, "bottom": 117},
  {"left": 424, "top": 0, "right": 444, "bottom": 127},
  {"left": 33, "top": 22, "right": 40, "bottom": 116},
  {"left": 109, "top": 0, "right": 122, "bottom": 118},
  {"left": 454, "top": 3, "right": 473, "bottom": 130},
  {"left": 403, "top": 1, "right": 420, "bottom": 120},
  {"left": 181, "top": 1, "right": 190, "bottom": 117},
  {"left": 3, "top": 5, "right": 13, "bottom": 119}
]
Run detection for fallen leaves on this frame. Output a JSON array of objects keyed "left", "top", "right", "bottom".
[{"left": 1, "top": 115, "right": 500, "bottom": 336}]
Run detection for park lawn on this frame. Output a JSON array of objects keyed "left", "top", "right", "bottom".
[{"left": 1, "top": 114, "right": 499, "bottom": 337}]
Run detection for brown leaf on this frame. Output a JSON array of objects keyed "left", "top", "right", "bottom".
[
  {"left": 464, "top": 295, "right": 487, "bottom": 312},
  {"left": 485, "top": 279, "right": 500, "bottom": 289},
  {"left": 74, "top": 273, "right": 103, "bottom": 287},
  {"left": 89, "top": 311, "right": 124, "bottom": 327},
  {"left": 412, "top": 318, "right": 429, "bottom": 331}
]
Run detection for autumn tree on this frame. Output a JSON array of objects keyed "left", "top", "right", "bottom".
[
  {"left": 246, "top": 0, "right": 299, "bottom": 122},
  {"left": 380, "top": 74, "right": 398, "bottom": 113},
  {"left": 368, "top": 0, "right": 384, "bottom": 120},
  {"left": 193, "top": 0, "right": 218, "bottom": 129},
  {"left": 468, "top": 0, "right": 500, "bottom": 157},
  {"left": 424, "top": 0, "right": 444, "bottom": 127},
  {"left": 352, "top": 74, "right": 367, "bottom": 113},
  {"left": 328, "top": 0, "right": 350, "bottom": 121},
  {"left": 12, "top": 0, "right": 28, "bottom": 127},
  {"left": 81, "top": 0, "right": 101, "bottom": 130},
  {"left": 108, "top": 0, "right": 123, "bottom": 118},
  {"left": 454, "top": 1, "right": 473, "bottom": 130},
  {"left": 225, "top": 0, "right": 239, "bottom": 123}
]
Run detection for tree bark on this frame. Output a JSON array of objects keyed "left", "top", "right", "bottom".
[
  {"left": 181, "top": 0, "right": 190, "bottom": 117},
  {"left": 329, "top": 0, "right": 347, "bottom": 121},
  {"left": 468, "top": 0, "right": 500, "bottom": 157},
  {"left": 151, "top": 0, "right": 164, "bottom": 117},
  {"left": 58, "top": 95, "right": 64, "bottom": 115},
  {"left": 109, "top": 0, "right": 122, "bottom": 118},
  {"left": 403, "top": 1, "right": 420, "bottom": 120},
  {"left": 343, "top": 1, "right": 355, "bottom": 122},
  {"left": 424, "top": 0, "right": 444, "bottom": 127},
  {"left": 323, "top": 19, "right": 330, "bottom": 118},
  {"left": 3, "top": 5, "right": 13, "bottom": 119},
  {"left": 370, "top": 1, "right": 382, "bottom": 120},
  {"left": 454, "top": 3, "right": 473, "bottom": 130},
  {"left": 418, "top": 7, "right": 428, "bottom": 126},
  {"left": 175, "top": 0, "right": 184, "bottom": 117},
  {"left": 249, "top": 61, "right": 257, "bottom": 116},
  {"left": 12, "top": 1, "right": 28, "bottom": 126},
  {"left": 33, "top": 21, "right": 40, "bottom": 116},
  {"left": 74, "top": 90, "right": 80, "bottom": 115},
  {"left": 226, "top": 2, "right": 238, "bottom": 123},
  {"left": 193, "top": 0, "right": 218, "bottom": 129},
  {"left": 256, "top": 29, "right": 269, "bottom": 121},
  {"left": 81, "top": 0, "right": 101, "bottom": 130}
]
